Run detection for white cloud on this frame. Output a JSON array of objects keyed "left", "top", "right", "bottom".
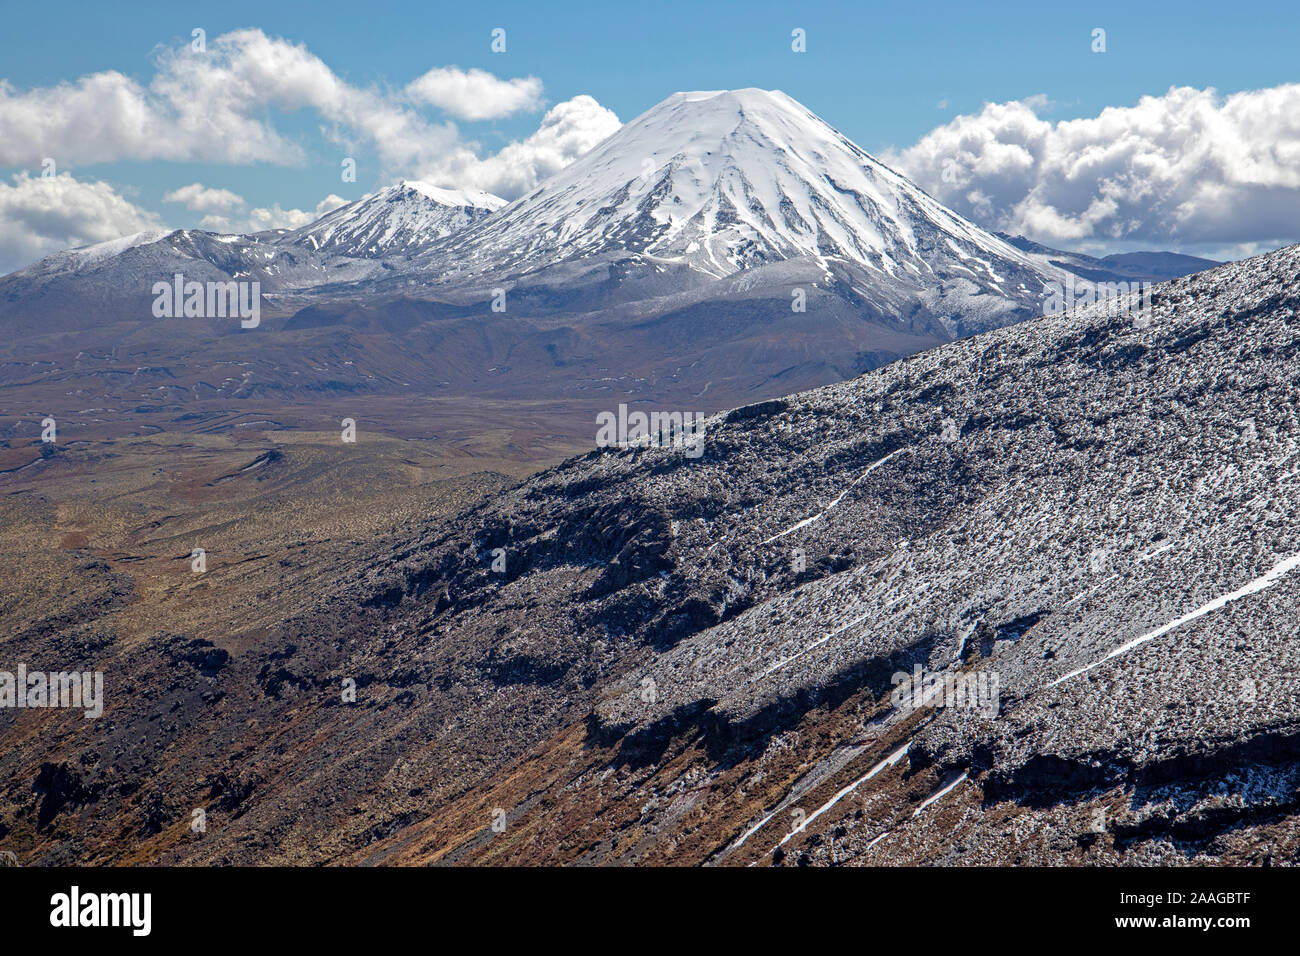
[
  {"left": 150, "top": 29, "right": 463, "bottom": 172},
  {"left": 243, "top": 204, "right": 319, "bottom": 232},
  {"left": 0, "top": 58, "right": 298, "bottom": 166},
  {"left": 406, "top": 67, "right": 543, "bottom": 121},
  {"left": 0, "top": 30, "right": 624, "bottom": 263},
  {"left": 0, "top": 29, "right": 618, "bottom": 201},
  {"left": 199, "top": 193, "right": 348, "bottom": 233},
  {"left": 418, "top": 95, "right": 622, "bottom": 198},
  {"left": 164, "top": 182, "right": 246, "bottom": 213},
  {"left": 314, "top": 194, "right": 348, "bottom": 217},
  {"left": 0, "top": 172, "right": 165, "bottom": 273},
  {"left": 888, "top": 84, "right": 1300, "bottom": 252}
]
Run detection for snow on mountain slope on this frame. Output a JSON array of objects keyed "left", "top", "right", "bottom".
[
  {"left": 281, "top": 181, "right": 506, "bottom": 259},
  {"left": 0, "top": 92, "right": 1075, "bottom": 341},
  {"left": 0, "top": 182, "right": 507, "bottom": 324},
  {"left": 310, "top": 242, "right": 1300, "bottom": 867},
  {"left": 1, "top": 181, "right": 502, "bottom": 292},
  {"left": 44, "top": 230, "right": 174, "bottom": 271},
  {"left": 6, "top": 230, "right": 181, "bottom": 281},
  {"left": 421, "top": 89, "right": 1060, "bottom": 306},
  {"left": 0, "top": 227, "right": 385, "bottom": 322}
]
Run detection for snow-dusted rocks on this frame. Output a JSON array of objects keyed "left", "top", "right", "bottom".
[{"left": 336, "top": 243, "right": 1300, "bottom": 865}]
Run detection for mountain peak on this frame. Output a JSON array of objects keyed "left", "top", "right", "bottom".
[
  {"left": 282, "top": 181, "right": 505, "bottom": 259},
  {"left": 391, "top": 180, "right": 506, "bottom": 211},
  {"left": 419, "top": 87, "right": 1053, "bottom": 324},
  {"left": 659, "top": 87, "right": 793, "bottom": 107},
  {"left": 628, "top": 87, "right": 819, "bottom": 146}
]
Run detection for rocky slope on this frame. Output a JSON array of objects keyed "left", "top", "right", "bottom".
[{"left": 3, "top": 243, "right": 1297, "bottom": 866}]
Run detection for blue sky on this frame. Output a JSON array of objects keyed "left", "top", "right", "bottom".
[{"left": 1, "top": 0, "right": 1298, "bottom": 270}]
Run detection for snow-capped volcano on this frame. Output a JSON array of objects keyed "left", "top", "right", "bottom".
[
  {"left": 1, "top": 88, "right": 1213, "bottom": 377},
  {"left": 281, "top": 181, "right": 506, "bottom": 259},
  {"left": 422, "top": 89, "right": 1057, "bottom": 306}
]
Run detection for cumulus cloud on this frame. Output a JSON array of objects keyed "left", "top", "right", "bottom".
[
  {"left": 0, "top": 56, "right": 297, "bottom": 166},
  {"left": 0, "top": 172, "right": 165, "bottom": 273},
  {"left": 888, "top": 84, "right": 1300, "bottom": 253},
  {"left": 0, "top": 28, "right": 451, "bottom": 167},
  {"left": 0, "top": 28, "right": 616, "bottom": 196},
  {"left": 406, "top": 67, "right": 543, "bottom": 121},
  {"left": 164, "top": 182, "right": 246, "bottom": 213},
  {"left": 417, "top": 95, "right": 622, "bottom": 198},
  {"left": 199, "top": 194, "right": 348, "bottom": 233},
  {"left": 0, "top": 29, "right": 623, "bottom": 263},
  {"left": 313, "top": 194, "right": 348, "bottom": 217}
]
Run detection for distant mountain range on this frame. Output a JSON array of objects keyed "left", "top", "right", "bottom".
[
  {"left": 995, "top": 233, "right": 1220, "bottom": 285},
  {"left": 0, "top": 89, "right": 1224, "bottom": 441}
]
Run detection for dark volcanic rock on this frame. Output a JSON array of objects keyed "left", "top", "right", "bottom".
[{"left": 3, "top": 244, "right": 1300, "bottom": 866}]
